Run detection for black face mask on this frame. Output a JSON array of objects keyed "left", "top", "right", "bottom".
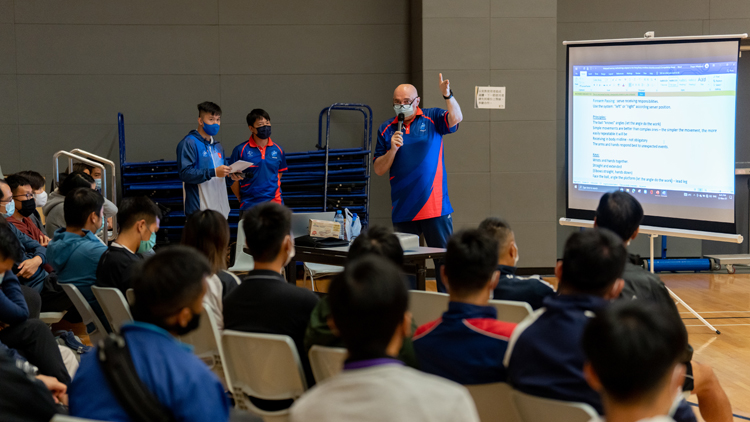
[
  {"left": 255, "top": 125, "right": 272, "bottom": 140},
  {"left": 171, "top": 311, "right": 201, "bottom": 336},
  {"left": 18, "top": 199, "right": 36, "bottom": 218}
]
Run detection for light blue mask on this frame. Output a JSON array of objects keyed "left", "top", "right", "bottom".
[
  {"left": 95, "top": 178, "right": 102, "bottom": 192},
  {"left": 96, "top": 216, "right": 105, "bottom": 234},
  {"left": 394, "top": 104, "right": 416, "bottom": 120},
  {"left": 2, "top": 200, "right": 14, "bottom": 218},
  {"left": 203, "top": 123, "right": 220, "bottom": 137},
  {"left": 138, "top": 231, "right": 157, "bottom": 254}
]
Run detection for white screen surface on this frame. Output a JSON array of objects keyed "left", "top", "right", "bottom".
[{"left": 567, "top": 39, "right": 740, "bottom": 232}]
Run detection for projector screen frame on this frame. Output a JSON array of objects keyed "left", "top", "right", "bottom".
[{"left": 564, "top": 34, "right": 747, "bottom": 235}]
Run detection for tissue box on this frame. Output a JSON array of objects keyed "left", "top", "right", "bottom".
[
  {"left": 395, "top": 232, "right": 420, "bottom": 251},
  {"left": 309, "top": 219, "right": 341, "bottom": 239}
]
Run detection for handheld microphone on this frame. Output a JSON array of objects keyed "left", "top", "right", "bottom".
[{"left": 397, "top": 113, "right": 405, "bottom": 133}]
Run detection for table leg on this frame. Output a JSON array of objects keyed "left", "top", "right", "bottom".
[
  {"left": 285, "top": 261, "right": 296, "bottom": 284},
  {"left": 416, "top": 260, "right": 427, "bottom": 291}
]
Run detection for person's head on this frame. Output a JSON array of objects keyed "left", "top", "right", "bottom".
[
  {"left": 242, "top": 203, "right": 293, "bottom": 265},
  {"left": 59, "top": 171, "right": 96, "bottom": 196},
  {"left": 0, "top": 218, "right": 23, "bottom": 274},
  {"left": 393, "top": 84, "right": 420, "bottom": 120},
  {"left": 5, "top": 175, "right": 35, "bottom": 218},
  {"left": 182, "top": 210, "right": 230, "bottom": 275},
  {"left": 130, "top": 246, "right": 210, "bottom": 336},
  {"left": 197, "top": 101, "right": 222, "bottom": 137},
  {"left": 594, "top": 191, "right": 644, "bottom": 244},
  {"left": 329, "top": 255, "right": 409, "bottom": 359},
  {"left": 16, "top": 171, "right": 46, "bottom": 194},
  {"left": 443, "top": 229, "right": 500, "bottom": 301},
  {"left": 64, "top": 187, "right": 104, "bottom": 232},
  {"left": 90, "top": 167, "right": 103, "bottom": 182},
  {"left": 583, "top": 301, "right": 687, "bottom": 410},
  {"left": 478, "top": 217, "right": 518, "bottom": 267},
  {"left": 117, "top": 196, "right": 162, "bottom": 253},
  {"left": 246, "top": 109, "right": 272, "bottom": 140},
  {"left": 556, "top": 229, "right": 627, "bottom": 298},
  {"left": 348, "top": 225, "right": 404, "bottom": 267},
  {"left": 0, "top": 179, "right": 15, "bottom": 218},
  {"left": 71, "top": 162, "right": 93, "bottom": 175}
]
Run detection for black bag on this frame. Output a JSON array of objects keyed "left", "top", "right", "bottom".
[
  {"left": 295, "top": 235, "right": 349, "bottom": 248},
  {"left": 98, "top": 334, "right": 176, "bottom": 422}
]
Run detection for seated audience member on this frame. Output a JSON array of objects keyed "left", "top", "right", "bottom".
[
  {"left": 47, "top": 188, "right": 110, "bottom": 332},
  {"left": 224, "top": 203, "right": 319, "bottom": 385},
  {"left": 96, "top": 196, "right": 161, "bottom": 293},
  {"left": 43, "top": 171, "right": 117, "bottom": 238},
  {"left": 478, "top": 217, "right": 555, "bottom": 309},
  {"left": 0, "top": 352, "right": 68, "bottom": 421},
  {"left": 583, "top": 301, "right": 688, "bottom": 422},
  {"left": 182, "top": 209, "right": 240, "bottom": 331},
  {"left": 70, "top": 246, "right": 230, "bottom": 422},
  {"left": 290, "top": 256, "right": 479, "bottom": 422},
  {"left": 594, "top": 191, "right": 732, "bottom": 422},
  {"left": 505, "top": 229, "right": 697, "bottom": 422},
  {"left": 304, "top": 225, "right": 418, "bottom": 368},
  {"left": 0, "top": 220, "right": 71, "bottom": 385},
  {"left": 413, "top": 229, "right": 516, "bottom": 384},
  {"left": 5, "top": 175, "right": 51, "bottom": 246},
  {"left": 14, "top": 170, "right": 48, "bottom": 232}
]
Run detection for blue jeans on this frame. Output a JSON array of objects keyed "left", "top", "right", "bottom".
[{"left": 394, "top": 214, "right": 453, "bottom": 292}]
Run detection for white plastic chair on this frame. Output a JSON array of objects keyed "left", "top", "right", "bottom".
[
  {"left": 125, "top": 288, "right": 135, "bottom": 306},
  {"left": 221, "top": 331, "right": 308, "bottom": 419},
  {"left": 303, "top": 263, "right": 343, "bottom": 292},
  {"left": 229, "top": 219, "right": 255, "bottom": 272},
  {"left": 408, "top": 290, "right": 449, "bottom": 326},
  {"left": 308, "top": 345, "right": 347, "bottom": 383},
  {"left": 465, "top": 383, "right": 521, "bottom": 422},
  {"left": 512, "top": 390, "right": 599, "bottom": 422},
  {"left": 60, "top": 283, "right": 108, "bottom": 345},
  {"left": 51, "top": 415, "right": 109, "bottom": 421},
  {"left": 39, "top": 311, "right": 66, "bottom": 325},
  {"left": 488, "top": 300, "right": 533, "bottom": 324},
  {"left": 178, "top": 308, "right": 233, "bottom": 392},
  {"left": 91, "top": 286, "right": 133, "bottom": 334}
]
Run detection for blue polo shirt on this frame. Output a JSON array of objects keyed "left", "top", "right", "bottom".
[
  {"left": 69, "top": 322, "right": 230, "bottom": 422},
  {"left": 375, "top": 108, "right": 458, "bottom": 223},
  {"left": 229, "top": 137, "right": 288, "bottom": 210}
]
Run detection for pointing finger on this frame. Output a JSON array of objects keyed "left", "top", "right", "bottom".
[{"left": 439, "top": 73, "right": 444, "bottom": 83}]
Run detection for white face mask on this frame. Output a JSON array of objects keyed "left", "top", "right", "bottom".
[
  {"left": 393, "top": 103, "right": 416, "bottom": 120},
  {"left": 34, "top": 191, "right": 48, "bottom": 208},
  {"left": 284, "top": 237, "right": 296, "bottom": 267},
  {"left": 513, "top": 242, "right": 520, "bottom": 266}
]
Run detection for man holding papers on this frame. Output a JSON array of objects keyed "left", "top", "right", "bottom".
[{"left": 229, "top": 109, "right": 288, "bottom": 214}]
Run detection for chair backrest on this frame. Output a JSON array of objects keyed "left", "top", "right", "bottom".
[
  {"left": 60, "top": 283, "right": 108, "bottom": 345},
  {"left": 229, "top": 219, "right": 255, "bottom": 272},
  {"left": 408, "top": 290, "right": 449, "bottom": 326},
  {"left": 488, "top": 300, "right": 533, "bottom": 324},
  {"left": 308, "top": 345, "right": 347, "bottom": 383},
  {"left": 125, "top": 288, "right": 135, "bottom": 306},
  {"left": 91, "top": 286, "right": 133, "bottom": 334},
  {"left": 51, "top": 415, "right": 109, "bottom": 422},
  {"left": 177, "top": 308, "right": 232, "bottom": 391},
  {"left": 512, "top": 390, "right": 599, "bottom": 422},
  {"left": 465, "top": 383, "right": 521, "bottom": 422},
  {"left": 222, "top": 330, "right": 307, "bottom": 404}
]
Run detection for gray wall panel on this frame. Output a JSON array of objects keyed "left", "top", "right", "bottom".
[
  {"left": 708, "top": 19, "right": 750, "bottom": 34},
  {"left": 443, "top": 121, "right": 490, "bottom": 173},
  {"left": 13, "top": 1, "right": 217, "bottom": 24},
  {"left": 511, "top": 221, "right": 557, "bottom": 268},
  {"left": 490, "top": 18, "right": 557, "bottom": 69},
  {"left": 0, "top": 124, "right": 20, "bottom": 174},
  {"left": 0, "top": 1, "right": 13, "bottom": 24},
  {"left": 491, "top": 0, "right": 556, "bottom": 18},
  {"left": 710, "top": 0, "right": 750, "bottom": 19},
  {"left": 423, "top": 0, "right": 489, "bottom": 18},
  {"left": 218, "top": 0, "right": 408, "bottom": 25},
  {"left": 0, "top": 75, "right": 17, "bottom": 124},
  {"left": 490, "top": 171, "right": 556, "bottom": 222},
  {"left": 558, "top": 0, "right": 708, "bottom": 23},
  {"left": 422, "top": 18, "right": 491, "bottom": 70},
  {"left": 448, "top": 172, "right": 492, "bottom": 223},
  {"left": 419, "top": 69, "right": 490, "bottom": 122},
  {"left": 489, "top": 70, "right": 556, "bottom": 121},
  {"left": 490, "top": 121, "right": 556, "bottom": 172},
  {"left": 0, "top": 24, "right": 15, "bottom": 74}
]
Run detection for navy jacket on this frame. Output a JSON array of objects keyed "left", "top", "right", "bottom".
[
  {"left": 494, "top": 265, "right": 556, "bottom": 310},
  {"left": 176, "top": 130, "right": 226, "bottom": 216},
  {"left": 413, "top": 302, "right": 516, "bottom": 384},
  {"left": 0, "top": 270, "right": 29, "bottom": 325},
  {"left": 7, "top": 223, "right": 48, "bottom": 292}
]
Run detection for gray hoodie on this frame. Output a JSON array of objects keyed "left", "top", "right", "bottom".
[{"left": 43, "top": 189, "right": 117, "bottom": 238}]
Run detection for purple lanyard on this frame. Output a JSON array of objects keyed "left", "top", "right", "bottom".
[{"left": 343, "top": 358, "right": 404, "bottom": 371}]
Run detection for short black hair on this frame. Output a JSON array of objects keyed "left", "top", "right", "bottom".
[
  {"left": 130, "top": 246, "right": 210, "bottom": 325},
  {"left": 59, "top": 171, "right": 95, "bottom": 196},
  {"left": 445, "top": 229, "right": 499, "bottom": 295},
  {"left": 348, "top": 225, "right": 404, "bottom": 267},
  {"left": 15, "top": 171, "right": 45, "bottom": 191},
  {"left": 242, "top": 203, "right": 291, "bottom": 262},
  {"left": 0, "top": 219, "right": 24, "bottom": 263},
  {"left": 478, "top": 217, "right": 513, "bottom": 252},
  {"left": 246, "top": 109, "right": 271, "bottom": 127},
  {"left": 198, "top": 101, "right": 222, "bottom": 117},
  {"left": 64, "top": 188, "right": 104, "bottom": 228},
  {"left": 72, "top": 163, "right": 93, "bottom": 175},
  {"left": 583, "top": 301, "right": 687, "bottom": 402},
  {"left": 595, "top": 192, "right": 644, "bottom": 242},
  {"left": 560, "top": 229, "right": 627, "bottom": 296},
  {"left": 117, "top": 196, "right": 162, "bottom": 231},
  {"left": 4, "top": 174, "right": 31, "bottom": 193},
  {"left": 329, "top": 256, "right": 408, "bottom": 359}
]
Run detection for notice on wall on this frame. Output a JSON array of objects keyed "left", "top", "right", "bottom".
[{"left": 475, "top": 86, "right": 506, "bottom": 109}]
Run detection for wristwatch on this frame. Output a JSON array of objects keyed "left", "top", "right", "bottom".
[{"left": 443, "top": 89, "right": 453, "bottom": 100}]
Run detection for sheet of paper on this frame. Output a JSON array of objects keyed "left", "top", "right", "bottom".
[
  {"left": 229, "top": 160, "right": 252, "bottom": 173},
  {"left": 475, "top": 86, "right": 506, "bottom": 109}
]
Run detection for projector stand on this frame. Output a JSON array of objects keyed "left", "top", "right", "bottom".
[{"left": 648, "top": 234, "right": 720, "bottom": 334}]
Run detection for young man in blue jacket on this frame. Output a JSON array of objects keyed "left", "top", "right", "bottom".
[{"left": 176, "top": 101, "right": 241, "bottom": 219}]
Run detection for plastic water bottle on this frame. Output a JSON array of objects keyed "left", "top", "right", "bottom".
[
  {"left": 333, "top": 210, "right": 345, "bottom": 239},
  {"left": 351, "top": 213, "right": 362, "bottom": 239}
]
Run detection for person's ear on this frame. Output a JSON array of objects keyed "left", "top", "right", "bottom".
[
  {"left": 176, "top": 307, "right": 193, "bottom": 328},
  {"left": 414, "top": 97, "right": 421, "bottom": 109},
  {"left": 489, "top": 270, "right": 500, "bottom": 290},
  {"left": 554, "top": 260, "right": 563, "bottom": 281},
  {"left": 605, "top": 278, "right": 625, "bottom": 300},
  {"left": 326, "top": 316, "right": 340, "bottom": 336},
  {"left": 440, "top": 266, "right": 450, "bottom": 293},
  {"left": 583, "top": 362, "right": 603, "bottom": 392},
  {"left": 630, "top": 227, "right": 640, "bottom": 243}
]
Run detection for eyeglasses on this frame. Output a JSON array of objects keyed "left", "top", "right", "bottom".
[
  {"left": 0, "top": 197, "right": 10, "bottom": 205},
  {"left": 13, "top": 193, "right": 34, "bottom": 200},
  {"left": 393, "top": 97, "right": 418, "bottom": 106}
]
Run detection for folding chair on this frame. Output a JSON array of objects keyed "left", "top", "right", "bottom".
[
  {"left": 229, "top": 219, "right": 255, "bottom": 272},
  {"left": 125, "top": 288, "right": 135, "bottom": 306},
  {"left": 222, "top": 331, "right": 308, "bottom": 420},
  {"left": 308, "top": 345, "right": 347, "bottom": 383},
  {"left": 39, "top": 311, "right": 66, "bottom": 325},
  {"left": 178, "top": 308, "right": 232, "bottom": 392},
  {"left": 303, "top": 263, "right": 343, "bottom": 292},
  {"left": 512, "top": 390, "right": 599, "bottom": 422},
  {"left": 91, "top": 286, "right": 133, "bottom": 334},
  {"left": 408, "top": 290, "right": 449, "bottom": 326},
  {"left": 488, "top": 300, "right": 533, "bottom": 324},
  {"left": 60, "top": 283, "right": 108, "bottom": 345},
  {"left": 51, "top": 415, "right": 109, "bottom": 421},
  {"left": 464, "top": 383, "right": 521, "bottom": 422}
]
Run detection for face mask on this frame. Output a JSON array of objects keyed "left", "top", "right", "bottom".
[
  {"left": 33, "top": 192, "right": 47, "bottom": 208},
  {"left": 96, "top": 215, "right": 105, "bottom": 234},
  {"left": 202, "top": 122, "right": 220, "bottom": 137},
  {"left": 394, "top": 103, "right": 416, "bottom": 120},
  {"left": 2, "top": 201, "right": 15, "bottom": 218},
  {"left": 138, "top": 231, "right": 157, "bottom": 254},
  {"left": 172, "top": 311, "right": 201, "bottom": 336},
  {"left": 95, "top": 178, "right": 102, "bottom": 192},
  {"left": 18, "top": 199, "right": 36, "bottom": 218},
  {"left": 284, "top": 239, "right": 296, "bottom": 267},
  {"left": 513, "top": 243, "right": 520, "bottom": 267},
  {"left": 255, "top": 125, "right": 272, "bottom": 140}
]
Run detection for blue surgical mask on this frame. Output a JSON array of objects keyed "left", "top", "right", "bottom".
[
  {"left": 394, "top": 104, "right": 416, "bottom": 120},
  {"left": 138, "top": 231, "right": 157, "bottom": 254},
  {"left": 95, "top": 178, "right": 102, "bottom": 192},
  {"left": 255, "top": 125, "right": 272, "bottom": 140},
  {"left": 203, "top": 122, "right": 220, "bottom": 137},
  {"left": 2, "top": 200, "right": 15, "bottom": 218},
  {"left": 96, "top": 216, "right": 105, "bottom": 234}
]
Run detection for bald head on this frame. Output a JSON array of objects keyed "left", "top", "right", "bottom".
[{"left": 393, "top": 84, "right": 418, "bottom": 101}]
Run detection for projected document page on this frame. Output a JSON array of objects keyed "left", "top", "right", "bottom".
[{"left": 570, "top": 62, "right": 736, "bottom": 222}]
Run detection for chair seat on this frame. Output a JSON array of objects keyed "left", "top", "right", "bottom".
[
  {"left": 40, "top": 311, "right": 66, "bottom": 325},
  {"left": 304, "top": 263, "right": 344, "bottom": 276}
]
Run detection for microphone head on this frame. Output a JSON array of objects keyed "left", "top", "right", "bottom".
[{"left": 398, "top": 113, "right": 405, "bottom": 122}]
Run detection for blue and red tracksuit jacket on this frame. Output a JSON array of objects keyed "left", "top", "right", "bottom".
[{"left": 412, "top": 301, "right": 516, "bottom": 384}]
